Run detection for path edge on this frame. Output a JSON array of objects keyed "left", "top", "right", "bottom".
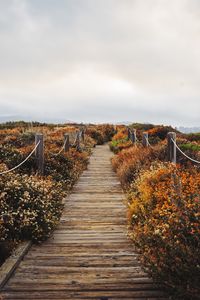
[{"left": 0, "top": 241, "right": 32, "bottom": 290}]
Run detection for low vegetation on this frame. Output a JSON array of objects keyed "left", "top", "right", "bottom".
[{"left": 110, "top": 123, "right": 200, "bottom": 300}]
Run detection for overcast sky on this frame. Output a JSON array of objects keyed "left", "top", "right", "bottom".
[{"left": 0, "top": 0, "right": 200, "bottom": 126}]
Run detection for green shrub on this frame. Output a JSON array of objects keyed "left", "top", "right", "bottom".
[{"left": 180, "top": 143, "right": 200, "bottom": 152}]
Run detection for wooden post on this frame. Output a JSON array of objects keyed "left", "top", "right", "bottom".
[
  {"left": 81, "top": 129, "right": 85, "bottom": 142},
  {"left": 130, "top": 129, "right": 137, "bottom": 144},
  {"left": 64, "top": 134, "right": 69, "bottom": 152},
  {"left": 127, "top": 128, "right": 131, "bottom": 140},
  {"left": 35, "top": 134, "right": 44, "bottom": 175},
  {"left": 167, "top": 132, "right": 176, "bottom": 163},
  {"left": 76, "top": 131, "right": 80, "bottom": 151},
  {"left": 142, "top": 132, "right": 149, "bottom": 147}
]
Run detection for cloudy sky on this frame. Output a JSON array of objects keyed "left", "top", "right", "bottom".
[{"left": 0, "top": 0, "right": 200, "bottom": 126}]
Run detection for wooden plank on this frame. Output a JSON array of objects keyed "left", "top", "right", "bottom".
[
  {"left": 1, "top": 291, "right": 169, "bottom": 299},
  {"left": 0, "top": 241, "right": 32, "bottom": 289}
]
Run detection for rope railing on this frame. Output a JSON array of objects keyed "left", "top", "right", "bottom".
[
  {"left": 0, "top": 130, "right": 86, "bottom": 176},
  {"left": 0, "top": 141, "right": 40, "bottom": 175},
  {"left": 127, "top": 128, "right": 200, "bottom": 165},
  {"left": 48, "top": 130, "right": 84, "bottom": 156},
  {"left": 144, "top": 135, "right": 153, "bottom": 148},
  {"left": 70, "top": 131, "right": 84, "bottom": 148},
  {"left": 171, "top": 138, "right": 200, "bottom": 165},
  {"left": 147, "top": 139, "right": 152, "bottom": 148},
  {"left": 71, "top": 132, "right": 79, "bottom": 147},
  {"left": 49, "top": 138, "right": 68, "bottom": 156}
]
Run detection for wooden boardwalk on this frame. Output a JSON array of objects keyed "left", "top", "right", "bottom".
[{"left": 1, "top": 145, "right": 168, "bottom": 300}]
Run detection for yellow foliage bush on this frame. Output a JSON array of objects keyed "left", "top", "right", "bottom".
[{"left": 128, "top": 163, "right": 200, "bottom": 299}]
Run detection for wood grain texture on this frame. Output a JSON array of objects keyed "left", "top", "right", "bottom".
[{"left": 1, "top": 145, "right": 169, "bottom": 299}]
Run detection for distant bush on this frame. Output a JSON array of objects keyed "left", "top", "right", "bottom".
[
  {"left": 109, "top": 128, "right": 133, "bottom": 153},
  {"left": 186, "top": 133, "right": 200, "bottom": 142},
  {"left": 148, "top": 125, "right": 178, "bottom": 141},
  {"left": 98, "top": 124, "right": 116, "bottom": 142},
  {"left": 86, "top": 124, "right": 115, "bottom": 145},
  {"left": 130, "top": 123, "right": 155, "bottom": 131},
  {"left": 86, "top": 128, "right": 104, "bottom": 145}
]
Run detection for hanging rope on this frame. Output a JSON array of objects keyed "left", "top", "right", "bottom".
[
  {"left": 71, "top": 131, "right": 81, "bottom": 147},
  {"left": 0, "top": 141, "right": 40, "bottom": 175},
  {"left": 143, "top": 135, "right": 153, "bottom": 148},
  {"left": 171, "top": 138, "right": 200, "bottom": 164},
  {"left": 48, "top": 138, "right": 68, "bottom": 156}
]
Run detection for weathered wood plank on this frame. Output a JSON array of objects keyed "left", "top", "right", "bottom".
[{"left": 0, "top": 241, "right": 32, "bottom": 289}]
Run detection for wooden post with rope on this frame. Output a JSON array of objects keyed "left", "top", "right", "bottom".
[
  {"left": 130, "top": 129, "right": 137, "bottom": 144},
  {"left": 142, "top": 132, "right": 149, "bottom": 147},
  {"left": 64, "top": 134, "right": 70, "bottom": 152},
  {"left": 35, "top": 134, "right": 44, "bottom": 175},
  {"left": 76, "top": 131, "right": 81, "bottom": 151},
  {"left": 167, "top": 132, "right": 176, "bottom": 164}
]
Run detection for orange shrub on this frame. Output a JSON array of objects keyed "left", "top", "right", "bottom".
[
  {"left": 112, "top": 129, "right": 127, "bottom": 141},
  {"left": 128, "top": 163, "right": 200, "bottom": 299},
  {"left": 109, "top": 128, "right": 133, "bottom": 153},
  {"left": 147, "top": 125, "right": 176, "bottom": 140},
  {"left": 112, "top": 144, "right": 166, "bottom": 187}
]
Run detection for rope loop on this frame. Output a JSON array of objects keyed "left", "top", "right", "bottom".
[
  {"left": 171, "top": 138, "right": 200, "bottom": 164},
  {"left": 144, "top": 135, "right": 153, "bottom": 148},
  {"left": 0, "top": 141, "right": 40, "bottom": 175},
  {"left": 49, "top": 138, "right": 68, "bottom": 156}
]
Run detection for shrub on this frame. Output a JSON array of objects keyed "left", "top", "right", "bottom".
[
  {"left": 128, "top": 163, "right": 200, "bottom": 299},
  {"left": 45, "top": 148, "right": 89, "bottom": 188},
  {"left": 109, "top": 139, "right": 133, "bottom": 154},
  {"left": 180, "top": 143, "right": 200, "bottom": 152},
  {"left": 86, "top": 128, "right": 104, "bottom": 145},
  {"left": 86, "top": 124, "right": 115, "bottom": 145},
  {"left": 109, "top": 128, "right": 133, "bottom": 153},
  {"left": 112, "top": 129, "right": 127, "bottom": 141},
  {"left": 130, "top": 123, "right": 155, "bottom": 131},
  {"left": 175, "top": 139, "right": 200, "bottom": 168},
  {"left": 0, "top": 144, "right": 37, "bottom": 175},
  {"left": 186, "top": 133, "right": 200, "bottom": 142},
  {"left": 0, "top": 171, "right": 64, "bottom": 243},
  {"left": 111, "top": 144, "right": 166, "bottom": 187},
  {"left": 148, "top": 125, "right": 178, "bottom": 141},
  {"left": 98, "top": 124, "right": 116, "bottom": 142}
]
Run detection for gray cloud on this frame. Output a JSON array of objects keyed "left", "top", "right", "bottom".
[{"left": 0, "top": 0, "right": 200, "bottom": 125}]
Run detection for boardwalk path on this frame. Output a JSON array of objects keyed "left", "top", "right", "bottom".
[{"left": 1, "top": 145, "right": 168, "bottom": 299}]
